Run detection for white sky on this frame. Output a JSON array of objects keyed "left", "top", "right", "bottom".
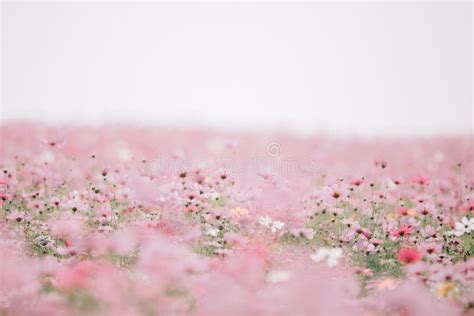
[{"left": 1, "top": 2, "right": 472, "bottom": 137}]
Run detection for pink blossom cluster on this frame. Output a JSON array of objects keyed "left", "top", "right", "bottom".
[{"left": 0, "top": 123, "right": 473, "bottom": 315}]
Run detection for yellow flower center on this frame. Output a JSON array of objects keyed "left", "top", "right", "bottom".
[{"left": 437, "top": 282, "right": 456, "bottom": 298}]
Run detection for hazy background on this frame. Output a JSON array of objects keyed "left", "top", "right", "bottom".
[{"left": 1, "top": 2, "right": 472, "bottom": 137}]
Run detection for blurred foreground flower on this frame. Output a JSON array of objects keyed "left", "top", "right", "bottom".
[{"left": 397, "top": 248, "right": 421, "bottom": 264}]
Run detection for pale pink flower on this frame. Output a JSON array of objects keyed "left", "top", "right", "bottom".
[
  {"left": 6, "top": 210, "right": 27, "bottom": 222},
  {"left": 322, "top": 183, "right": 348, "bottom": 202}
]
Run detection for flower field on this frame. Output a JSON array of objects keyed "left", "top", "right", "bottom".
[{"left": 1, "top": 123, "right": 473, "bottom": 315}]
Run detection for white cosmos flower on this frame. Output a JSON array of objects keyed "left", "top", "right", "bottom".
[
  {"left": 208, "top": 190, "right": 220, "bottom": 201},
  {"left": 271, "top": 220, "right": 285, "bottom": 233},
  {"left": 206, "top": 227, "right": 220, "bottom": 237},
  {"left": 311, "top": 247, "right": 343, "bottom": 267},
  {"left": 453, "top": 217, "right": 474, "bottom": 236},
  {"left": 259, "top": 216, "right": 273, "bottom": 227},
  {"left": 259, "top": 216, "right": 285, "bottom": 234},
  {"left": 386, "top": 178, "right": 398, "bottom": 192}
]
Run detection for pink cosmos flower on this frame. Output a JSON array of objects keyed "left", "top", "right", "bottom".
[
  {"left": 185, "top": 204, "right": 199, "bottom": 213},
  {"left": 322, "top": 183, "right": 348, "bottom": 201},
  {"left": 350, "top": 178, "right": 364, "bottom": 186},
  {"left": 420, "top": 225, "right": 437, "bottom": 238},
  {"left": 417, "top": 203, "right": 436, "bottom": 216},
  {"left": 374, "top": 160, "right": 387, "bottom": 169},
  {"left": 6, "top": 210, "right": 27, "bottom": 222},
  {"left": 355, "top": 240, "right": 376, "bottom": 253},
  {"left": 329, "top": 207, "right": 344, "bottom": 216},
  {"left": 412, "top": 175, "right": 430, "bottom": 185},
  {"left": 390, "top": 224, "right": 414, "bottom": 239},
  {"left": 355, "top": 227, "right": 373, "bottom": 239},
  {"left": 256, "top": 170, "right": 276, "bottom": 183},
  {"left": 430, "top": 264, "right": 461, "bottom": 283},
  {"left": 396, "top": 207, "right": 417, "bottom": 217},
  {"left": 41, "top": 138, "right": 65, "bottom": 149},
  {"left": 50, "top": 196, "right": 61, "bottom": 208},
  {"left": 342, "top": 218, "right": 360, "bottom": 230},
  {"left": 420, "top": 242, "right": 442, "bottom": 258},
  {"left": 370, "top": 238, "right": 382, "bottom": 247}
]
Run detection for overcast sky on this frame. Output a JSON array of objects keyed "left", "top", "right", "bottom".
[{"left": 1, "top": 2, "right": 472, "bottom": 137}]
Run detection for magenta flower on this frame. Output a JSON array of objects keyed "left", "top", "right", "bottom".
[{"left": 390, "top": 224, "right": 414, "bottom": 239}]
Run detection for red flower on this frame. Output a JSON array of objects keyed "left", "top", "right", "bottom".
[{"left": 397, "top": 248, "right": 421, "bottom": 264}]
